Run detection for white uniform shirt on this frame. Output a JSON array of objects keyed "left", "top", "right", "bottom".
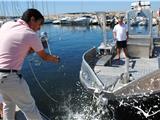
[{"left": 113, "top": 24, "right": 128, "bottom": 41}]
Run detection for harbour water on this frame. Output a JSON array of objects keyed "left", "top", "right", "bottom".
[
  {"left": 22, "top": 24, "right": 105, "bottom": 119},
  {"left": 21, "top": 24, "right": 160, "bottom": 120}
]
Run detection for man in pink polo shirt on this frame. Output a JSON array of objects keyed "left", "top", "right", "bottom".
[{"left": 0, "top": 9, "right": 60, "bottom": 120}]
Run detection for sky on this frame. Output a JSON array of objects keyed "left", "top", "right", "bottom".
[{"left": 0, "top": 0, "right": 159, "bottom": 16}]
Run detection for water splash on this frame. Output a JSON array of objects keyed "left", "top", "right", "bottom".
[
  {"left": 46, "top": 81, "right": 160, "bottom": 120},
  {"left": 65, "top": 89, "right": 160, "bottom": 120},
  {"left": 134, "top": 106, "right": 160, "bottom": 118},
  {"left": 55, "top": 82, "right": 115, "bottom": 120},
  {"left": 117, "top": 94, "right": 160, "bottom": 119},
  {"left": 61, "top": 95, "right": 114, "bottom": 120}
]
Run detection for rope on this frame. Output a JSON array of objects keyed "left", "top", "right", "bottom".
[
  {"left": 40, "top": 111, "right": 51, "bottom": 120},
  {"left": 28, "top": 37, "right": 57, "bottom": 118},
  {"left": 29, "top": 61, "right": 58, "bottom": 103}
]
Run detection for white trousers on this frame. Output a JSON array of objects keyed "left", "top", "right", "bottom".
[{"left": 0, "top": 72, "right": 42, "bottom": 120}]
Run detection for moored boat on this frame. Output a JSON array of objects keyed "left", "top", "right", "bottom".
[
  {"left": 79, "top": 6, "right": 160, "bottom": 101},
  {"left": 73, "top": 16, "right": 91, "bottom": 26},
  {"left": 60, "top": 17, "right": 73, "bottom": 25}
]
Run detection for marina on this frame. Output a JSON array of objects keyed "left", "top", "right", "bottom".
[{"left": 0, "top": 11, "right": 159, "bottom": 27}]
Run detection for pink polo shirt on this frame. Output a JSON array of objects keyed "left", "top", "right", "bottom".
[{"left": 0, "top": 19, "right": 43, "bottom": 70}]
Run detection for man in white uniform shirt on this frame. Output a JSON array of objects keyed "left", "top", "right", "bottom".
[{"left": 113, "top": 16, "right": 129, "bottom": 61}]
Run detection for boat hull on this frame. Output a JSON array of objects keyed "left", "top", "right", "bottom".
[{"left": 80, "top": 47, "right": 160, "bottom": 100}]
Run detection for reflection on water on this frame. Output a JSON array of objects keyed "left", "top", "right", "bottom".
[{"left": 58, "top": 25, "right": 92, "bottom": 31}]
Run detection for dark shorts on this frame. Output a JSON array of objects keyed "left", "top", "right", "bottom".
[{"left": 116, "top": 40, "right": 127, "bottom": 48}]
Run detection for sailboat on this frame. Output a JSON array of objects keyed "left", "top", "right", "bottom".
[{"left": 79, "top": 3, "right": 160, "bottom": 101}]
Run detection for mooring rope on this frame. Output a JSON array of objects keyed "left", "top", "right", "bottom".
[
  {"left": 27, "top": 32, "right": 59, "bottom": 120},
  {"left": 29, "top": 61, "right": 58, "bottom": 103},
  {"left": 40, "top": 111, "right": 51, "bottom": 120},
  {"left": 29, "top": 32, "right": 58, "bottom": 103}
]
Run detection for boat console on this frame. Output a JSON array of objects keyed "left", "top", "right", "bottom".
[{"left": 127, "top": 9, "right": 153, "bottom": 58}]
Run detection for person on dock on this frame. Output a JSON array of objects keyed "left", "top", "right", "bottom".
[
  {"left": 0, "top": 8, "right": 60, "bottom": 120},
  {"left": 113, "top": 16, "right": 129, "bottom": 60}
]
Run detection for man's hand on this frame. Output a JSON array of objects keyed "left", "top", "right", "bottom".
[
  {"left": 53, "top": 55, "right": 60, "bottom": 63},
  {"left": 37, "top": 50, "right": 60, "bottom": 63},
  {"left": 126, "top": 36, "right": 129, "bottom": 42}
]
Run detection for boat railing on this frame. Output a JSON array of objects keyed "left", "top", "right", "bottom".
[
  {"left": 80, "top": 47, "right": 105, "bottom": 92},
  {"left": 113, "top": 69, "right": 160, "bottom": 97}
]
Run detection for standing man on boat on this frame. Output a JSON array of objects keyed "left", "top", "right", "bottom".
[
  {"left": 113, "top": 16, "right": 129, "bottom": 60},
  {"left": 0, "top": 8, "right": 60, "bottom": 120}
]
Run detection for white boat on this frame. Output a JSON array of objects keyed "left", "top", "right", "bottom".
[
  {"left": 130, "top": 18, "right": 139, "bottom": 26},
  {"left": 52, "top": 19, "right": 60, "bottom": 24},
  {"left": 60, "top": 17, "right": 73, "bottom": 25},
  {"left": 130, "top": 5, "right": 149, "bottom": 27},
  {"left": 152, "top": 18, "right": 157, "bottom": 26},
  {"left": 79, "top": 8, "right": 160, "bottom": 101},
  {"left": 137, "top": 16, "right": 148, "bottom": 26},
  {"left": 131, "top": 1, "right": 151, "bottom": 10},
  {"left": 44, "top": 19, "right": 53, "bottom": 24},
  {"left": 90, "top": 16, "right": 99, "bottom": 25},
  {"left": 73, "top": 16, "right": 91, "bottom": 26}
]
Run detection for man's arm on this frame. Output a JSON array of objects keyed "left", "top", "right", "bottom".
[
  {"left": 37, "top": 49, "right": 60, "bottom": 63},
  {"left": 126, "top": 31, "right": 129, "bottom": 41},
  {"left": 113, "top": 32, "right": 117, "bottom": 41},
  {"left": 113, "top": 26, "right": 117, "bottom": 41}
]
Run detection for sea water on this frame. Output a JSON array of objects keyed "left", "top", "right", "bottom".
[{"left": 21, "top": 24, "right": 160, "bottom": 120}]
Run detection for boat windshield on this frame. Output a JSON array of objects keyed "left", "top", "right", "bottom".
[{"left": 127, "top": 9, "right": 152, "bottom": 36}]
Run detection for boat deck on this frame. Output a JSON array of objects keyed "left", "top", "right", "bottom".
[{"left": 94, "top": 56, "right": 159, "bottom": 89}]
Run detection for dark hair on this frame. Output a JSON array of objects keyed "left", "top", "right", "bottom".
[{"left": 21, "top": 8, "right": 44, "bottom": 24}]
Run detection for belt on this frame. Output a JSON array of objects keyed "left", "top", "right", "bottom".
[{"left": 0, "top": 69, "right": 18, "bottom": 73}]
